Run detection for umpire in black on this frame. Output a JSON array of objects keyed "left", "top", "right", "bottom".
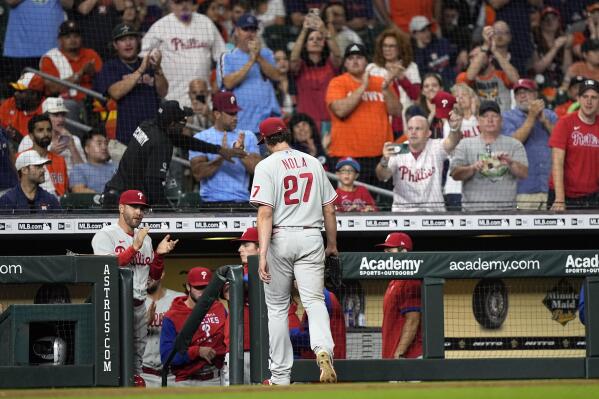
[{"left": 103, "top": 100, "right": 246, "bottom": 207}]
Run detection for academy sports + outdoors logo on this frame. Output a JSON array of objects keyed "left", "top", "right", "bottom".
[
  {"left": 565, "top": 254, "right": 599, "bottom": 274},
  {"left": 359, "top": 256, "right": 421, "bottom": 277}
]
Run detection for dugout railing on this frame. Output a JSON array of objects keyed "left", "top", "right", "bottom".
[{"left": 247, "top": 251, "right": 599, "bottom": 382}]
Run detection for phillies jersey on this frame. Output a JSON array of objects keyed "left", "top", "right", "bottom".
[
  {"left": 143, "top": 289, "right": 184, "bottom": 370},
  {"left": 92, "top": 224, "right": 154, "bottom": 301},
  {"left": 388, "top": 139, "right": 448, "bottom": 212},
  {"left": 250, "top": 148, "right": 337, "bottom": 227},
  {"left": 381, "top": 280, "right": 422, "bottom": 359},
  {"left": 548, "top": 112, "right": 599, "bottom": 198}
]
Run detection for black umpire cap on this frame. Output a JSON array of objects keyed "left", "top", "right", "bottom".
[{"left": 157, "top": 100, "right": 193, "bottom": 125}]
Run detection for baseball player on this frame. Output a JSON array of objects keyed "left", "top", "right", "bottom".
[
  {"left": 250, "top": 117, "right": 338, "bottom": 385},
  {"left": 160, "top": 267, "right": 228, "bottom": 386},
  {"left": 140, "top": 271, "right": 183, "bottom": 387},
  {"left": 91, "top": 190, "right": 179, "bottom": 379},
  {"left": 378, "top": 233, "right": 422, "bottom": 359}
]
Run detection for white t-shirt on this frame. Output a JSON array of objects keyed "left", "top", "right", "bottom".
[
  {"left": 256, "top": 0, "right": 285, "bottom": 28},
  {"left": 388, "top": 139, "right": 448, "bottom": 212},
  {"left": 92, "top": 224, "right": 155, "bottom": 301},
  {"left": 250, "top": 148, "right": 337, "bottom": 227},
  {"left": 367, "top": 62, "right": 421, "bottom": 111},
  {"left": 143, "top": 288, "right": 184, "bottom": 370},
  {"left": 141, "top": 12, "right": 226, "bottom": 106},
  {"left": 442, "top": 116, "right": 480, "bottom": 195}
]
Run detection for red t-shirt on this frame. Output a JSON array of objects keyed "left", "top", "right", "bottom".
[
  {"left": 0, "top": 98, "right": 43, "bottom": 137},
  {"left": 548, "top": 112, "right": 599, "bottom": 198},
  {"left": 334, "top": 186, "right": 378, "bottom": 212},
  {"left": 381, "top": 279, "right": 422, "bottom": 359},
  {"left": 295, "top": 58, "right": 338, "bottom": 132}
]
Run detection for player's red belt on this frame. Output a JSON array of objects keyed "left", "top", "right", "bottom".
[
  {"left": 133, "top": 298, "right": 145, "bottom": 307},
  {"left": 142, "top": 366, "right": 162, "bottom": 376},
  {"left": 186, "top": 366, "right": 219, "bottom": 381}
]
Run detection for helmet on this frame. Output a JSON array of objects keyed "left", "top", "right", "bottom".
[{"left": 31, "top": 336, "right": 67, "bottom": 365}]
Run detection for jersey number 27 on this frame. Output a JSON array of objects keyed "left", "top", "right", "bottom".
[{"left": 283, "top": 173, "right": 313, "bottom": 205}]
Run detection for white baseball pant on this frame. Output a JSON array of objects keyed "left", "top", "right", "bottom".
[{"left": 133, "top": 303, "right": 148, "bottom": 374}]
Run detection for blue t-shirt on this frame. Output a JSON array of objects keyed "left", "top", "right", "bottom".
[
  {"left": 501, "top": 108, "right": 557, "bottom": 194},
  {"left": 217, "top": 48, "right": 281, "bottom": 132},
  {"left": 0, "top": 185, "right": 60, "bottom": 211},
  {"left": 3, "top": 0, "right": 65, "bottom": 57},
  {"left": 413, "top": 37, "right": 456, "bottom": 87},
  {"left": 0, "top": 130, "right": 17, "bottom": 190},
  {"left": 94, "top": 58, "right": 162, "bottom": 144},
  {"left": 188, "top": 127, "right": 259, "bottom": 202},
  {"left": 69, "top": 162, "right": 117, "bottom": 193}
]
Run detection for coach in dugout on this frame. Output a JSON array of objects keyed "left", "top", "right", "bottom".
[
  {"left": 160, "top": 267, "right": 227, "bottom": 386},
  {"left": 102, "top": 100, "right": 246, "bottom": 207}
]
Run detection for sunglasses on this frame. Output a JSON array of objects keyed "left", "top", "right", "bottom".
[
  {"left": 195, "top": 94, "right": 206, "bottom": 103},
  {"left": 241, "top": 26, "right": 258, "bottom": 32}
]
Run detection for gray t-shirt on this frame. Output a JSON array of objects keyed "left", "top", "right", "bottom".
[{"left": 450, "top": 135, "right": 528, "bottom": 211}]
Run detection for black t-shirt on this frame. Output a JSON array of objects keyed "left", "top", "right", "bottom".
[{"left": 69, "top": 1, "right": 121, "bottom": 60}]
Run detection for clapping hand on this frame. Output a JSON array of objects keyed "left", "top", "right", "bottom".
[
  {"left": 156, "top": 234, "right": 179, "bottom": 255},
  {"left": 133, "top": 227, "right": 149, "bottom": 251}
]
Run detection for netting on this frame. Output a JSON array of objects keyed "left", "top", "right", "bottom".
[
  {"left": 286, "top": 277, "right": 585, "bottom": 360},
  {"left": 0, "top": 1, "right": 597, "bottom": 213},
  {"left": 0, "top": 283, "right": 93, "bottom": 366}
]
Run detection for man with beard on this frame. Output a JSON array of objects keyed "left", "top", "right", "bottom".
[
  {"left": 22, "top": 114, "right": 69, "bottom": 198},
  {"left": 94, "top": 23, "right": 168, "bottom": 146},
  {"left": 0, "top": 72, "right": 44, "bottom": 141},
  {"left": 501, "top": 79, "right": 557, "bottom": 210},
  {"left": 18, "top": 97, "right": 86, "bottom": 172},
  {"left": 103, "top": 100, "right": 247, "bottom": 207},
  {"left": 92, "top": 189, "right": 179, "bottom": 383},
  {"left": 141, "top": 271, "right": 183, "bottom": 387},
  {"left": 160, "top": 267, "right": 228, "bottom": 386},
  {"left": 189, "top": 91, "right": 261, "bottom": 204},
  {"left": 0, "top": 149, "right": 60, "bottom": 211}
]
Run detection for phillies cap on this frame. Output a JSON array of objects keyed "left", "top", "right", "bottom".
[
  {"left": 10, "top": 72, "right": 44, "bottom": 92},
  {"left": 233, "top": 227, "right": 259, "bottom": 242},
  {"left": 258, "top": 117, "right": 287, "bottom": 143},
  {"left": 375, "top": 232, "right": 413, "bottom": 251},
  {"left": 157, "top": 100, "right": 193, "bottom": 124},
  {"left": 112, "top": 23, "right": 141, "bottom": 41},
  {"left": 409, "top": 16, "right": 431, "bottom": 33},
  {"left": 236, "top": 13, "right": 259, "bottom": 29},
  {"left": 42, "top": 97, "right": 69, "bottom": 114},
  {"left": 335, "top": 157, "right": 361, "bottom": 173},
  {"left": 513, "top": 79, "right": 538, "bottom": 92},
  {"left": 579, "top": 79, "right": 599, "bottom": 96},
  {"left": 119, "top": 190, "right": 148, "bottom": 206},
  {"left": 478, "top": 100, "right": 501, "bottom": 116},
  {"left": 58, "top": 20, "right": 80, "bottom": 37},
  {"left": 344, "top": 43, "right": 368, "bottom": 59},
  {"left": 432, "top": 91, "right": 456, "bottom": 119},
  {"left": 187, "top": 267, "right": 213, "bottom": 286},
  {"left": 213, "top": 91, "right": 242, "bottom": 113},
  {"left": 15, "top": 150, "right": 51, "bottom": 171}
]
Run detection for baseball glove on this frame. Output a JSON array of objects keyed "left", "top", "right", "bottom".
[{"left": 324, "top": 255, "right": 343, "bottom": 293}]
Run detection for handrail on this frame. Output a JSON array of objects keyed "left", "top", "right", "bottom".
[{"left": 24, "top": 67, "right": 107, "bottom": 102}]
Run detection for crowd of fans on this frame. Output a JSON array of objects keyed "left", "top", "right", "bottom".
[{"left": 0, "top": 0, "right": 598, "bottom": 212}]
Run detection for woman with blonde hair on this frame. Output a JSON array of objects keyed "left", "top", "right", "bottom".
[
  {"left": 368, "top": 28, "right": 421, "bottom": 137},
  {"left": 443, "top": 83, "right": 481, "bottom": 210}
]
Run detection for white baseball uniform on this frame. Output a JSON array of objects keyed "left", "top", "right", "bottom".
[
  {"left": 250, "top": 148, "right": 337, "bottom": 385},
  {"left": 92, "top": 224, "right": 159, "bottom": 374},
  {"left": 141, "top": 288, "right": 183, "bottom": 387}
]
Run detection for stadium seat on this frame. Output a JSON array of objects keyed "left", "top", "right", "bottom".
[
  {"left": 60, "top": 193, "right": 102, "bottom": 210},
  {"left": 178, "top": 192, "right": 201, "bottom": 209}
]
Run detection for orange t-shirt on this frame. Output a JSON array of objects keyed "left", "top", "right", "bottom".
[
  {"left": 389, "top": 0, "right": 434, "bottom": 33},
  {"left": 0, "top": 97, "right": 43, "bottom": 137},
  {"left": 40, "top": 48, "right": 103, "bottom": 101},
  {"left": 326, "top": 73, "right": 393, "bottom": 158},
  {"left": 567, "top": 62, "right": 599, "bottom": 82},
  {"left": 46, "top": 152, "right": 69, "bottom": 196}
]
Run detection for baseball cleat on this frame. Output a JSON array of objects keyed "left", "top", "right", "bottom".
[
  {"left": 316, "top": 351, "right": 337, "bottom": 383},
  {"left": 262, "top": 379, "right": 277, "bottom": 385}
]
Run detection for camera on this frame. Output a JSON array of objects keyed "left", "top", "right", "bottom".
[{"left": 388, "top": 144, "right": 402, "bottom": 154}]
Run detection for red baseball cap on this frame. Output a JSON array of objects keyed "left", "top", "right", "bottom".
[
  {"left": 213, "top": 91, "right": 242, "bottom": 113},
  {"left": 432, "top": 91, "right": 456, "bottom": 119},
  {"left": 513, "top": 79, "right": 537, "bottom": 92},
  {"left": 375, "top": 232, "right": 413, "bottom": 251},
  {"left": 233, "top": 227, "right": 258, "bottom": 242},
  {"left": 258, "top": 117, "right": 287, "bottom": 144},
  {"left": 187, "top": 267, "right": 213, "bottom": 287},
  {"left": 119, "top": 190, "right": 148, "bottom": 206}
]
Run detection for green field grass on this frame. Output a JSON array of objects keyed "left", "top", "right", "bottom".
[{"left": 3, "top": 381, "right": 599, "bottom": 399}]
